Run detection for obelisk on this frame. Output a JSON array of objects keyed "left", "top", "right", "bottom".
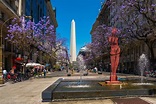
[{"left": 70, "top": 19, "right": 76, "bottom": 63}]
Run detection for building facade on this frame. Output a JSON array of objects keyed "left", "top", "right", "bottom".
[
  {"left": 0, "top": 0, "right": 57, "bottom": 83},
  {"left": 23, "top": 0, "right": 57, "bottom": 65},
  {"left": 0, "top": 0, "right": 20, "bottom": 83},
  {"left": 24, "top": 0, "right": 47, "bottom": 23}
]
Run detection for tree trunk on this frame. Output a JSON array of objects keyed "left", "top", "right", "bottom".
[
  {"left": 150, "top": 47, "right": 155, "bottom": 60},
  {"left": 145, "top": 41, "right": 155, "bottom": 60}
]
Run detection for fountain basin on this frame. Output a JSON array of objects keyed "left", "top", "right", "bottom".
[
  {"left": 42, "top": 78, "right": 156, "bottom": 102},
  {"left": 132, "top": 83, "right": 154, "bottom": 86}
]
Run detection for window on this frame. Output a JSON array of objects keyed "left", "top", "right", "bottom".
[
  {"left": 0, "top": 11, "right": 4, "bottom": 20},
  {"left": 0, "top": 11, "right": 2, "bottom": 18}
]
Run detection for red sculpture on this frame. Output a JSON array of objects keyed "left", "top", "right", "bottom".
[{"left": 106, "top": 28, "right": 121, "bottom": 84}]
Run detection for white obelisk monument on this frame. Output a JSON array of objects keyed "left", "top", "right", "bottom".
[{"left": 70, "top": 19, "right": 76, "bottom": 63}]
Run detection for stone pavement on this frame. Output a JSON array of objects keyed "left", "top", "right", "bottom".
[{"left": 0, "top": 71, "right": 156, "bottom": 104}]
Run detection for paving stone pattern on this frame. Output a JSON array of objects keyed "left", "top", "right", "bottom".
[
  {"left": 112, "top": 98, "right": 150, "bottom": 104},
  {"left": 0, "top": 71, "right": 156, "bottom": 104}
]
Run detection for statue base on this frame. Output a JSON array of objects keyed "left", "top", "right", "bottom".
[
  {"left": 105, "top": 81, "right": 121, "bottom": 85},
  {"left": 105, "top": 74, "right": 121, "bottom": 85}
]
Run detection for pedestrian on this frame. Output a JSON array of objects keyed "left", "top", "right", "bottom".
[
  {"left": 3, "top": 69, "right": 7, "bottom": 82},
  {"left": 43, "top": 68, "right": 47, "bottom": 78},
  {"left": 34, "top": 68, "right": 37, "bottom": 78},
  {"left": 94, "top": 67, "right": 97, "bottom": 73},
  {"left": 17, "top": 69, "right": 22, "bottom": 81},
  {"left": 10, "top": 67, "right": 15, "bottom": 76}
]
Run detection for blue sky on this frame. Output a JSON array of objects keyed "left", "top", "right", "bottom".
[{"left": 51, "top": 0, "right": 104, "bottom": 55}]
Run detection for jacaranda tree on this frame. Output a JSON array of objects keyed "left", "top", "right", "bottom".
[
  {"left": 109, "top": 0, "right": 156, "bottom": 59},
  {"left": 34, "top": 16, "right": 67, "bottom": 66},
  {"left": 6, "top": 16, "right": 67, "bottom": 66},
  {"left": 6, "top": 17, "right": 35, "bottom": 60},
  {"left": 84, "top": 25, "right": 123, "bottom": 68}
]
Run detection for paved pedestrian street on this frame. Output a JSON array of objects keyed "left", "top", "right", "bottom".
[
  {"left": 0, "top": 71, "right": 156, "bottom": 104},
  {"left": 0, "top": 77, "right": 58, "bottom": 104}
]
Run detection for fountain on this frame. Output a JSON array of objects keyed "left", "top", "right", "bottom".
[
  {"left": 42, "top": 30, "right": 156, "bottom": 102},
  {"left": 66, "top": 55, "right": 90, "bottom": 88},
  {"left": 139, "top": 53, "right": 149, "bottom": 82},
  {"left": 132, "top": 53, "right": 153, "bottom": 86}
]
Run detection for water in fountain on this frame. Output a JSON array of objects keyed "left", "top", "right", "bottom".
[
  {"left": 138, "top": 53, "right": 149, "bottom": 83},
  {"left": 132, "top": 53, "right": 154, "bottom": 85},
  {"left": 77, "top": 55, "right": 85, "bottom": 84},
  {"left": 65, "top": 55, "right": 90, "bottom": 88},
  {"left": 66, "top": 55, "right": 90, "bottom": 88},
  {"left": 67, "top": 84, "right": 90, "bottom": 88}
]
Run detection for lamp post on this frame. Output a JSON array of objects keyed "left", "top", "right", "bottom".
[{"left": 0, "top": 16, "right": 18, "bottom": 84}]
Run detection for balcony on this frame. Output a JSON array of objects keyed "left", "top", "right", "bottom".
[{"left": 0, "top": 0, "right": 18, "bottom": 17}]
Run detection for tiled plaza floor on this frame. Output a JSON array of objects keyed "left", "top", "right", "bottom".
[{"left": 0, "top": 71, "right": 156, "bottom": 104}]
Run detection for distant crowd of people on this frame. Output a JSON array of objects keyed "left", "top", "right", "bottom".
[{"left": 2, "top": 66, "right": 48, "bottom": 83}]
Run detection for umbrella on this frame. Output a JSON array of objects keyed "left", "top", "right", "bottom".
[
  {"left": 45, "top": 64, "right": 50, "bottom": 67},
  {"left": 26, "top": 63, "right": 41, "bottom": 67}
]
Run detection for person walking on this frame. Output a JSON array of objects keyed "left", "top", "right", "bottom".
[
  {"left": 94, "top": 67, "right": 97, "bottom": 73},
  {"left": 43, "top": 68, "right": 47, "bottom": 78},
  {"left": 3, "top": 69, "right": 7, "bottom": 82}
]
